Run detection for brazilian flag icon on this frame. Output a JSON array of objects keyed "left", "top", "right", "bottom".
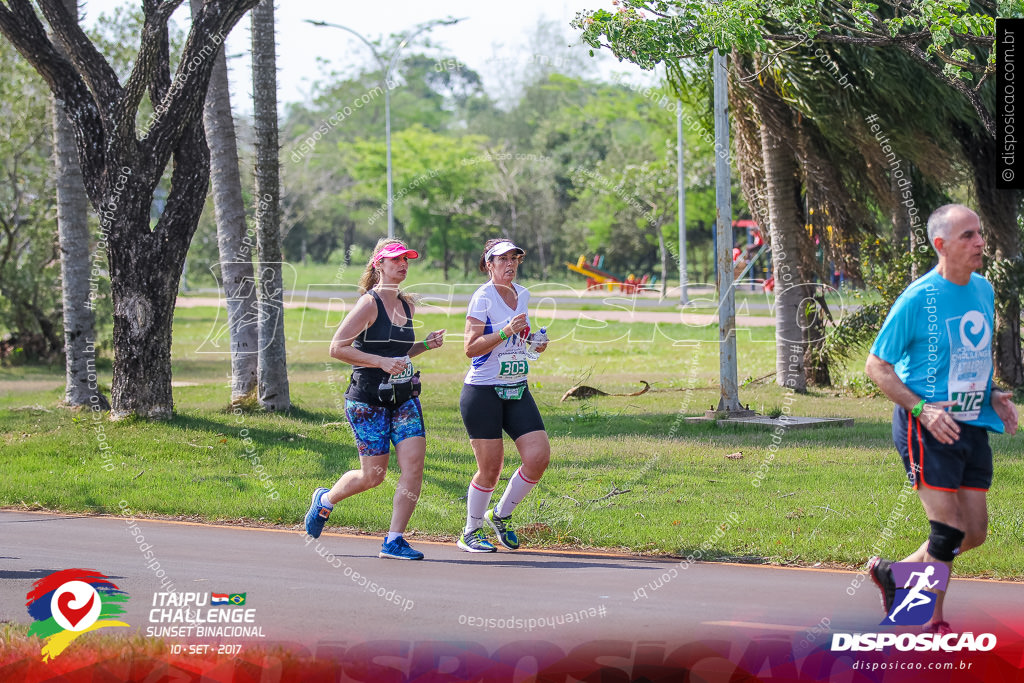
[{"left": 228, "top": 593, "right": 246, "bottom": 606}]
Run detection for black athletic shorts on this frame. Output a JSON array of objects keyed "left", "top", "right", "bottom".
[
  {"left": 459, "top": 383, "right": 546, "bottom": 441},
  {"left": 892, "top": 405, "right": 993, "bottom": 492}
]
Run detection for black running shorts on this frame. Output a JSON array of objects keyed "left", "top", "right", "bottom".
[
  {"left": 892, "top": 405, "right": 993, "bottom": 492},
  {"left": 459, "top": 383, "right": 546, "bottom": 441}
]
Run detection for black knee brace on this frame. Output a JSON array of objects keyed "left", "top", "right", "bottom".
[{"left": 927, "top": 520, "right": 965, "bottom": 562}]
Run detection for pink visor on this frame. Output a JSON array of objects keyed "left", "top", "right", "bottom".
[{"left": 373, "top": 243, "right": 419, "bottom": 265}]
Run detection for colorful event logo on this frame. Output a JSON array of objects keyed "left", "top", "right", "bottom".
[
  {"left": 883, "top": 562, "right": 950, "bottom": 626},
  {"left": 25, "top": 569, "right": 130, "bottom": 661}
]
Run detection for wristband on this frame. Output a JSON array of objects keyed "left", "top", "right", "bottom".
[
  {"left": 423, "top": 340, "right": 430, "bottom": 349},
  {"left": 498, "top": 328, "right": 508, "bottom": 341},
  {"left": 911, "top": 399, "right": 926, "bottom": 418}
]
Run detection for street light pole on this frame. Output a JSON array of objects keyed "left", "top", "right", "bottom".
[
  {"left": 306, "top": 18, "right": 463, "bottom": 238},
  {"left": 713, "top": 48, "right": 743, "bottom": 414},
  {"left": 677, "top": 105, "right": 688, "bottom": 305}
]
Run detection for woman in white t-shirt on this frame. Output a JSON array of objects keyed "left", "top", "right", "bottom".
[{"left": 456, "top": 239, "right": 551, "bottom": 553}]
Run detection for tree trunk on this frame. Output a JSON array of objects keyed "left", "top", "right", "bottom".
[
  {"left": 343, "top": 221, "right": 355, "bottom": 265},
  {"left": 534, "top": 228, "right": 547, "bottom": 280},
  {"left": 0, "top": 0, "right": 261, "bottom": 418},
  {"left": 890, "top": 171, "right": 911, "bottom": 250},
  {"left": 441, "top": 221, "right": 450, "bottom": 281},
  {"left": 55, "top": 97, "right": 108, "bottom": 409},
  {"left": 108, "top": 115, "right": 211, "bottom": 418},
  {"left": 967, "top": 142, "right": 1023, "bottom": 387},
  {"left": 251, "top": 0, "right": 290, "bottom": 411},
  {"left": 53, "top": 0, "right": 107, "bottom": 409},
  {"left": 803, "top": 295, "right": 832, "bottom": 387},
  {"left": 747, "top": 66, "right": 808, "bottom": 392},
  {"left": 704, "top": 236, "right": 711, "bottom": 284},
  {"left": 952, "top": 124, "right": 1023, "bottom": 387},
  {"left": 194, "top": 0, "right": 258, "bottom": 401}
]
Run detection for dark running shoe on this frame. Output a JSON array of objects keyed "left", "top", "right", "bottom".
[{"left": 867, "top": 555, "right": 896, "bottom": 616}]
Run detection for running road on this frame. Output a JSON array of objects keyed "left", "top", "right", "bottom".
[{"left": 3, "top": 510, "right": 1022, "bottom": 679}]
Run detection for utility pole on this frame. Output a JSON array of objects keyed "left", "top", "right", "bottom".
[
  {"left": 306, "top": 18, "right": 463, "bottom": 238},
  {"left": 677, "top": 106, "right": 688, "bottom": 305},
  {"left": 712, "top": 49, "right": 747, "bottom": 415}
]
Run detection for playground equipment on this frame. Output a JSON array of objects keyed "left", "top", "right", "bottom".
[
  {"left": 731, "top": 220, "right": 772, "bottom": 292},
  {"left": 565, "top": 255, "right": 656, "bottom": 294}
]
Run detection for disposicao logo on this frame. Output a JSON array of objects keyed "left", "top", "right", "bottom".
[
  {"left": 884, "top": 562, "right": 949, "bottom": 626},
  {"left": 25, "top": 569, "right": 130, "bottom": 661},
  {"left": 832, "top": 562, "right": 996, "bottom": 653}
]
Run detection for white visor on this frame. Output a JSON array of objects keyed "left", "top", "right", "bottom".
[{"left": 485, "top": 241, "right": 525, "bottom": 261}]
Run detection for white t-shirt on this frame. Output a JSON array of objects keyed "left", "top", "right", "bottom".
[{"left": 464, "top": 281, "right": 532, "bottom": 386}]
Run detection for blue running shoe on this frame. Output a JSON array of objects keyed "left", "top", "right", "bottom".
[
  {"left": 457, "top": 528, "right": 496, "bottom": 553},
  {"left": 379, "top": 535, "right": 424, "bottom": 560},
  {"left": 304, "top": 487, "right": 331, "bottom": 538},
  {"left": 484, "top": 508, "right": 519, "bottom": 550}
]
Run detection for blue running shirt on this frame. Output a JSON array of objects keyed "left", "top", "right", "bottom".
[{"left": 870, "top": 268, "right": 1002, "bottom": 432}]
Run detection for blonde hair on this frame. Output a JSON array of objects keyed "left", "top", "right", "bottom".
[{"left": 357, "top": 237, "right": 413, "bottom": 303}]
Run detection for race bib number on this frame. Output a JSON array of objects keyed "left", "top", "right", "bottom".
[
  {"left": 949, "top": 391, "right": 984, "bottom": 420},
  {"left": 391, "top": 361, "right": 414, "bottom": 384},
  {"left": 495, "top": 382, "right": 527, "bottom": 400},
  {"left": 496, "top": 351, "right": 529, "bottom": 382},
  {"left": 946, "top": 311, "right": 992, "bottom": 422}
]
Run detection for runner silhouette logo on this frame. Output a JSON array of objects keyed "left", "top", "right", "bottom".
[{"left": 883, "top": 562, "right": 950, "bottom": 626}]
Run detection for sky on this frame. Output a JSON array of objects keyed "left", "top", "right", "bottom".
[{"left": 79, "top": 0, "right": 660, "bottom": 112}]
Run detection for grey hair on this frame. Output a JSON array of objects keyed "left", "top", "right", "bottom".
[{"left": 926, "top": 204, "right": 975, "bottom": 251}]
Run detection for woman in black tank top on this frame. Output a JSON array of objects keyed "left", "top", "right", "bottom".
[{"left": 303, "top": 239, "right": 446, "bottom": 561}]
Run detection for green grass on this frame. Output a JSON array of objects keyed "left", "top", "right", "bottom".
[{"left": 2, "top": 307, "right": 1021, "bottom": 578}]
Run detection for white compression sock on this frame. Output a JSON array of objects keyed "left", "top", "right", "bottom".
[
  {"left": 320, "top": 492, "right": 334, "bottom": 509},
  {"left": 385, "top": 531, "right": 402, "bottom": 543},
  {"left": 464, "top": 480, "right": 494, "bottom": 534},
  {"left": 495, "top": 467, "right": 539, "bottom": 518}
]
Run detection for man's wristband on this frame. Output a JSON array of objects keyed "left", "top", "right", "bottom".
[
  {"left": 498, "top": 328, "right": 508, "bottom": 341},
  {"left": 911, "top": 399, "right": 926, "bottom": 418},
  {"left": 422, "top": 340, "right": 430, "bottom": 350}
]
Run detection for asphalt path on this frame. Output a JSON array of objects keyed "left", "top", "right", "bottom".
[{"left": 4, "top": 509, "right": 1022, "bottom": 663}]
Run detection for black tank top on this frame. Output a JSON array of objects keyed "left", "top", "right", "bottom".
[{"left": 346, "top": 290, "right": 415, "bottom": 403}]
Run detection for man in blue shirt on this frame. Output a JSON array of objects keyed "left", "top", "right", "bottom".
[{"left": 865, "top": 204, "right": 1018, "bottom": 634}]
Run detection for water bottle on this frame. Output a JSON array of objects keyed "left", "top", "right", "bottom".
[
  {"left": 525, "top": 327, "right": 547, "bottom": 360},
  {"left": 377, "top": 380, "right": 394, "bottom": 404}
]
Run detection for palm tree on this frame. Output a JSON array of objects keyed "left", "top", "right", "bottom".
[
  {"left": 730, "top": 54, "right": 811, "bottom": 391},
  {"left": 53, "top": 0, "right": 107, "bottom": 408},
  {"left": 779, "top": 38, "right": 1020, "bottom": 385},
  {"left": 577, "top": 0, "right": 1023, "bottom": 388},
  {"left": 956, "top": 123, "right": 1023, "bottom": 387},
  {"left": 251, "top": 0, "right": 290, "bottom": 410},
  {"left": 191, "top": 0, "right": 258, "bottom": 402}
]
